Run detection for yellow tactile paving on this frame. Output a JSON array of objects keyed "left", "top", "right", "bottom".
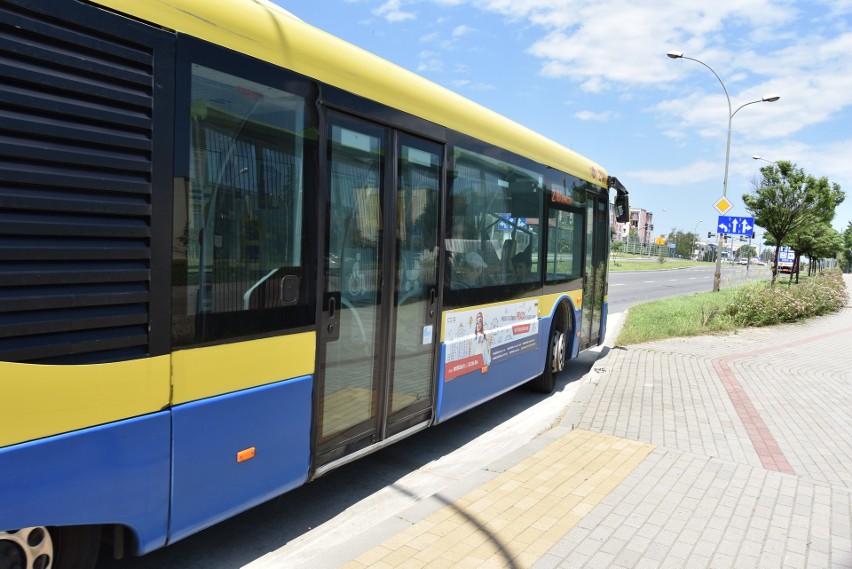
[{"left": 343, "top": 430, "right": 655, "bottom": 568}]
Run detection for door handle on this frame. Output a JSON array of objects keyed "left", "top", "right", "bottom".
[
  {"left": 324, "top": 292, "right": 341, "bottom": 341},
  {"left": 427, "top": 287, "right": 436, "bottom": 319}
]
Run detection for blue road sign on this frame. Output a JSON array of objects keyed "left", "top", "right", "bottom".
[
  {"left": 717, "top": 215, "right": 754, "bottom": 236},
  {"left": 497, "top": 216, "right": 526, "bottom": 231}
]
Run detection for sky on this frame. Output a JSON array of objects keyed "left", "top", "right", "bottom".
[{"left": 274, "top": 0, "right": 852, "bottom": 243}]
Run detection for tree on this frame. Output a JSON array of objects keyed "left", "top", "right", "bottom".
[
  {"left": 810, "top": 226, "right": 844, "bottom": 274},
  {"left": 666, "top": 228, "right": 697, "bottom": 258},
  {"left": 844, "top": 222, "right": 852, "bottom": 272},
  {"left": 787, "top": 222, "right": 843, "bottom": 280},
  {"left": 743, "top": 161, "right": 845, "bottom": 285},
  {"left": 738, "top": 245, "right": 756, "bottom": 259},
  {"left": 610, "top": 240, "right": 623, "bottom": 266}
]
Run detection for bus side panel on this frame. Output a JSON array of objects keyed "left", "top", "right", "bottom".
[
  {"left": 0, "top": 413, "right": 171, "bottom": 554},
  {"left": 169, "top": 375, "right": 312, "bottom": 544},
  {"left": 435, "top": 321, "right": 548, "bottom": 423}
]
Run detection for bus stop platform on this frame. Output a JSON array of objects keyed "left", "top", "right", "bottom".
[{"left": 291, "top": 274, "right": 852, "bottom": 568}]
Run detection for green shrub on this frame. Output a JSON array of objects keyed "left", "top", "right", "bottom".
[{"left": 725, "top": 269, "right": 848, "bottom": 326}]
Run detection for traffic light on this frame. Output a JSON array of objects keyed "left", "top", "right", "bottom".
[{"left": 707, "top": 231, "right": 712, "bottom": 238}]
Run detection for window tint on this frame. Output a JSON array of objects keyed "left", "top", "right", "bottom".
[
  {"left": 544, "top": 170, "right": 591, "bottom": 284},
  {"left": 172, "top": 64, "right": 311, "bottom": 345},
  {"left": 447, "top": 147, "right": 542, "bottom": 290},
  {"left": 546, "top": 207, "right": 584, "bottom": 282}
]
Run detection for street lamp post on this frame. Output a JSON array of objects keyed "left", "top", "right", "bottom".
[
  {"left": 692, "top": 220, "right": 703, "bottom": 260},
  {"left": 667, "top": 51, "right": 779, "bottom": 292}
]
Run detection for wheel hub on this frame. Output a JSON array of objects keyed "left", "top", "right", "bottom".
[
  {"left": 551, "top": 330, "right": 566, "bottom": 373},
  {"left": 0, "top": 528, "right": 53, "bottom": 569}
]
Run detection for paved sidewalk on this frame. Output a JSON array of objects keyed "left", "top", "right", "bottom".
[{"left": 307, "top": 275, "right": 852, "bottom": 568}]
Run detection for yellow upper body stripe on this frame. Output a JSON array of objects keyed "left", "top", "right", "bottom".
[
  {"left": 1, "top": 333, "right": 316, "bottom": 448},
  {"left": 90, "top": 0, "right": 608, "bottom": 188},
  {"left": 0, "top": 357, "right": 170, "bottom": 448},
  {"left": 170, "top": 332, "right": 316, "bottom": 405}
]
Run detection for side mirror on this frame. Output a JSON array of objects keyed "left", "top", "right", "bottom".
[{"left": 614, "top": 193, "right": 630, "bottom": 223}]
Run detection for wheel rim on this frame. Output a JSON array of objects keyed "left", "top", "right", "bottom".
[
  {"left": 551, "top": 330, "right": 566, "bottom": 374},
  {"left": 0, "top": 528, "right": 53, "bottom": 569}
]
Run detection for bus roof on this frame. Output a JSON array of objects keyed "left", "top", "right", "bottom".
[{"left": 92, "top": 0, "right": 610, "bottom": 188}]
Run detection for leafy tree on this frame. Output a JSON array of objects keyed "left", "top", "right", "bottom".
[
  {"left": 666, "top": 228, "right": 698, "bottom": 258},
  {"left": 744, "top": 161, "right": 844, "bottom": 285},
  {"left": 738, "top": 245, "right": 756, "bottom": 259},
  {"left": 787, "top": 223, "right": 843, "bottom": 280},
  {"left": 810, "top": 226, "right": 844, "bottom": 274}
]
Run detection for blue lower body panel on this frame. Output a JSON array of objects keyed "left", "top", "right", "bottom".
[
  {"left": 169, "top": 375, "right": 313, "bottom": 544},
  {"left": 0, "top": 413, "right": 171, "bottom": 554}
]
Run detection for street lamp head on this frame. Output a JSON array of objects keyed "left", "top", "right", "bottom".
[
  {"left": 753, "top": 155, "right": 777, "bottom": 164},
  {"left": 666, "top": 51, "right": 684, "bottom": 59},
  {"left": 762, "top": 94, "right": 780, "bottom": 102}
]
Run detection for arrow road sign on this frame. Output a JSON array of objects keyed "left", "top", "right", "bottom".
[{"left": 717, "top": 215, "right": 754, "bottom": 236}]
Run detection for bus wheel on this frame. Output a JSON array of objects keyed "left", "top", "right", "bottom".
[
  {"left": 0, "top": 526, "right": 100, "bottom": 569},
  {"left": 1, "top": 527, "right": 54, "bottom": 569},
  {"left": 529, "top": 322, "right": 567, "bottom": 394},
  {"left": 51, "top": 526, "right": 100, "bottom": 569}
]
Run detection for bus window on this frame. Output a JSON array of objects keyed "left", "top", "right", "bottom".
[
  {"left": 447, "top": 147, "right": 542, "bottom": 289},
  {"left": 546, "top": 207, "right": 584, "bottom": 282},
  {"left": 172, "top": 64, "right": 311, "bottom": 345}
]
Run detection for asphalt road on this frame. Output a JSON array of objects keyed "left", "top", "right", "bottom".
[{"left": 608, "top": 262, "right": 772, "bottom": 314}]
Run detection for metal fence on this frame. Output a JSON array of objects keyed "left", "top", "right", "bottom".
[{"left": 616, "top": 240, "right": 676, "bottom": 258}]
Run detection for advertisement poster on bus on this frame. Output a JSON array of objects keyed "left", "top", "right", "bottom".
[{"left": 443, "top": 300, "right": 539, "bottom": 381}]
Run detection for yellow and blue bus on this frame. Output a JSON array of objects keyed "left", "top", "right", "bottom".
[{"left": 0, "top": 0, "right": 629, "bottom": 566}]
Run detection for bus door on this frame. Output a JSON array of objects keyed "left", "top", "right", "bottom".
[
  {"left": 580, "top": 195, "right": 609, "bottom": 349},
  {"left": 316, "top": 112, "right": 441, "bottom": 470}
]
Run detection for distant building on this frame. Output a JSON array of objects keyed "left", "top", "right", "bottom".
[
  {"left": 619, "top": 208, "right": 653, "bottom": 243},
  {"left": 610, "top": 205, "right": 659, "bottom": 244}
]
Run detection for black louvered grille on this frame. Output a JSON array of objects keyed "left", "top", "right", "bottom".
[{"left": 0, "top": 1, "right": 156, "bottom": 363}]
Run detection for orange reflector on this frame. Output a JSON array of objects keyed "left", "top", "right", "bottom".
[{"left": 237, "top": 447, "right": 256, "bottom": 463}]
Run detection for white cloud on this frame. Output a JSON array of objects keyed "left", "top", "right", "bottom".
[
  {"left": 374, "top": 0, "right": 416, "bottom": 22},
  {"left": 575, "top": 110, "right": 615, "bottom": 122},
  {"left": 418, "top": 50, "right": 445, "bottom": 72},
  {"left": 452, "top": 24, "right": 474, "bottom": 37},
  {"left": 629, "top": 159, "right": 722, "bottom": 187}
]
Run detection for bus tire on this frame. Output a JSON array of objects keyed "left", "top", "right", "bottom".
[
  {"left": 51, "top": 525, "right": 101, "bottom": 569},
  {"left": 529, "top": 309, "right": 568, "bottom": 394}
]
